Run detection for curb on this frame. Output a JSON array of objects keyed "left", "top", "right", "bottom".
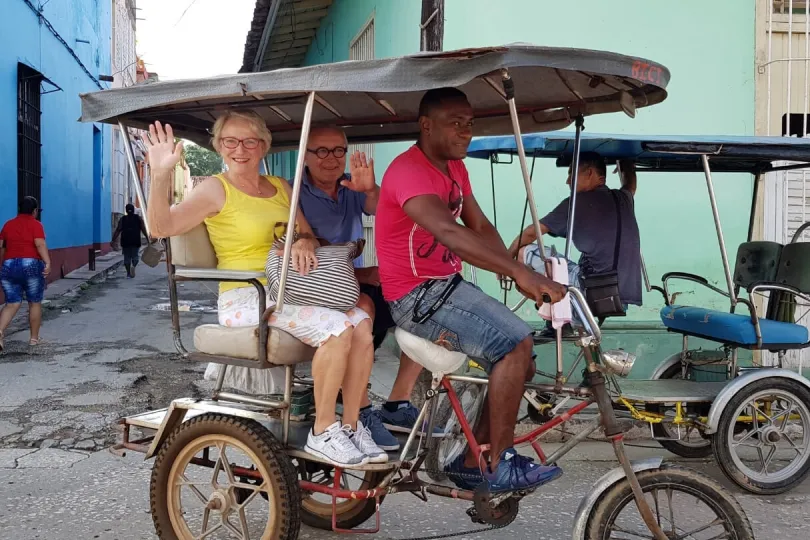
[{"left": 43, "top": 255, "right": 126, "bottom": 302}]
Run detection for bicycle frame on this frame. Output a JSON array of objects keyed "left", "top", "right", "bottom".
[
  {"left": 440, "top": 376, "right": 596, "bottom": 467},
  {"left": 295, "top": 347, "right": 660, "bottom": 535}
]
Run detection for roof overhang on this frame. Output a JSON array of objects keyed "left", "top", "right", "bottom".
[{"left": 241, "top": 0, "right": 333, "bottom": 73}]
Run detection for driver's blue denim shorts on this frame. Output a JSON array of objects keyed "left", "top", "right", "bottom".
[{"left": 388, "top": 278, "right": 533, "bottom": 374}]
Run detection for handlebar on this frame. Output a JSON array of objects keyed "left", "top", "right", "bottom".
[
  {"left": 566, "top": 286, "right": 603, "bottom": 342},
  {"left": 533, "top": 285, "right": 602, "bottom": 343},
  {"left": 504, "top": 277, "right": 602, "bottom": 343}
]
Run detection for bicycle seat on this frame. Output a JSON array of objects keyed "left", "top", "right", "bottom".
[{"left": 394, "top": 328, "right": 467, "bottom": 378}]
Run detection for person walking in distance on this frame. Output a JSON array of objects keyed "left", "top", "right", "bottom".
[
  {"left": 112, "top": 203, "right": 152, "bottom": 278},
  {"left": 0, "top": 196, "right": 51, "bottom": 350}
]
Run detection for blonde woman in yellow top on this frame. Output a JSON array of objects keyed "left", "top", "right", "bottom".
[{"left": 144, "top": 111, "right": 390, "bottom": 467}]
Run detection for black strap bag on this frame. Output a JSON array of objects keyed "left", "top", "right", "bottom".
[{"left": 580, "top": 191, "right": 626, "bottom": 318}]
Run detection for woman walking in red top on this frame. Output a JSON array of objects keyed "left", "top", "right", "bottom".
[{"left": 0, "top": 196, "right": 51, "bottom": 351}]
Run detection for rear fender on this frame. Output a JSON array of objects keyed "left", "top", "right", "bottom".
[
  {"left": 704, "top": 368, "right": 810, "bottom": 434},
  {"left": 145, "top": 398, "right": 276, "bottom": 459},
  {"left": 571, "top": 457, "right": 664, "bottom": 540},
  {"left": 649, "top": 353, "right": 683, "bottom": 380},
  {"left": 145, "top": 401, "right": 189, "bottom": 459}
]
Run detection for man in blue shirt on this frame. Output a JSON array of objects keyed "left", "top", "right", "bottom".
[{"left": 293, "top": 126, "right": 427, "bottom": 451}]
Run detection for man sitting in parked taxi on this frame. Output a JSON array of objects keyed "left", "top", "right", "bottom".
[
  {"left": 507, "top": 154, "right": 641, "bottom": 333},
  {"left": 293, "top": 126, "right": 429, "bottom": 452}
]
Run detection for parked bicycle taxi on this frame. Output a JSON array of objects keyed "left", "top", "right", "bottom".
[
  {"left": 456, "top": 131, "right": 810, "bottom": 497},
  {"left": 80, "top": 44, "right": 755, "bottom": 539}
]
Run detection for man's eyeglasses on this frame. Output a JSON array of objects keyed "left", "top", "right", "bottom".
[
  {"left": 307, "top": 146, "right": 347, "bottom": 159},
  {"left": 220, "top": 137, "right": 261, "bottom": 150}
]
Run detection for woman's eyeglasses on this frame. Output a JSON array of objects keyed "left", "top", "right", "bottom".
[
  {"left": 220, "top": 137, "right": 262, "bottom": 150},
  {"left": 307, "top": 146, "right": 347, "bottom": 159}
]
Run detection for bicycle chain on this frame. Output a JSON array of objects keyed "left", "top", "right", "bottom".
[
  {"left": 325, "top": 458, "right": 518, "bottom": 540},
  {"left": 385, "top": 522, "right": 506, "bottom": 540}
]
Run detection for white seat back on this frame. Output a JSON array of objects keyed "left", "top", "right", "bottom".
[{"left": 169, "top": 223, "right": 218, "bottom": 269}]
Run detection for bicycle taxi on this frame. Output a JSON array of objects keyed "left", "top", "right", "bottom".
[
  {"left": 461, "top": 130, "right": 810, "bottom": 495},
  {"left": 79, "top": 44, "right": 754, "bottom": 539}
]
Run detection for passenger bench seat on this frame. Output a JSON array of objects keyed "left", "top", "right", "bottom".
[{"left": 170, "top": 223, "right": 315, "bottom": 367}]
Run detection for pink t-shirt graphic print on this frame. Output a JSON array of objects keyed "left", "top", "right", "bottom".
[{"left": 376, "top": 145, "right": 472, "bottom": 302}]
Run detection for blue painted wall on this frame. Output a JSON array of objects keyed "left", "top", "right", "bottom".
[{"left": 0, "top": 0, "right": 112, "bottom": 255}]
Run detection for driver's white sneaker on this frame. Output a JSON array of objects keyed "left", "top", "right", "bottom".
[
  {"left": 305, "top": 421, "right": 369, "bottom": 467},
  {"left": 352, "top": 420, "right": 389, "bottom": 463}
]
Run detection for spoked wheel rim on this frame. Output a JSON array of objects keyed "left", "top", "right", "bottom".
[
  {"left": 167, "top": 434, "right": 278, "bottom": 540},
  {"left": 598, "top": 478, "right": 745, "bottom": 539},
  {"left": 652, "top": 369, "right": 711, "bottom": 450},
  {"left": 726, "top": 389, "right": 810, "bottom": 484},
  {"left": 657, "top": 414, "right": 711, "bottom": 449},
  {"left": 437, "top": 385, "right": 483, "bottom": 468}
]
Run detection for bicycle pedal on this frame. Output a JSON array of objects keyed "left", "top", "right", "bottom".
[{"left": 465, "top": 506, "right": 484, "bottom": 525}]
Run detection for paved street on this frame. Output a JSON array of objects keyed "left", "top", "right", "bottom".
[{"left": 0, "top": 263, "right": 808, "bottom": 539}]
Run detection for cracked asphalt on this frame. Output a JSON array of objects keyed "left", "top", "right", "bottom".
[{"left": 0, "top": 264, "right": 808, "bottom": 539}]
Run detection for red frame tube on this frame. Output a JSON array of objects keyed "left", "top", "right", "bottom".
[
  {"left": 515, "top": 399, "right": 592, "bottom": 445},
  {"left": 441, "top": 378, "right": 484, "bottom": 460},
  {"left": 441, "top": 377, "right": 593, "bottom": 464},
  {"left": 331, "top": 468, "right": 381, "bottom": 534},
  {"left": 299, "top": 480, "right": 386, "bottom": 501}
]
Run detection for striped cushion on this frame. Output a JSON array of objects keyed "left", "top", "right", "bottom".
[{"left": 266, "top": 236, "right": 363, "bottom": 312}]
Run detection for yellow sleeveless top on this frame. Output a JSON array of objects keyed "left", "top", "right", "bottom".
[{"left": 204, "top": 174, "right": 291, "bottom": 294}]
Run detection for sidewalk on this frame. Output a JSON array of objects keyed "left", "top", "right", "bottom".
[{"left": 41, "top": 251, "right": 125, "bottom": 301}]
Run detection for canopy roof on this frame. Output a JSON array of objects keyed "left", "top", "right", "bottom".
[
  {"left": 466, "top": 132, "right": 810, "bottom": 173},
  {"left": 80, "top": 44, "right": 670, "bottom": 151}
]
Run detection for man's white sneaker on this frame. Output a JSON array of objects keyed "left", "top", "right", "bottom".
[
  {"left": 352, "top": 420, "right": 389, "bottom": 463},
  {"left": 304, "top": 421, "right": 369, "bottom": 468}
]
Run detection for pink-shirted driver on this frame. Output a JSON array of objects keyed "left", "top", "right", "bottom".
[{"left": 375, "top": 87, "right": 566, "bottom": 494}]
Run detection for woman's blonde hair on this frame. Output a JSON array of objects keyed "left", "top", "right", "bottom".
[{"left": 211, "top": 110, "right": 272, "bottom": 154}]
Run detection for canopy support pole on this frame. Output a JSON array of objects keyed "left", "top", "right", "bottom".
[
  {"left": 503, "top": 69, "right": 568, "bottom": 382},
  {"left": 501, "top": 70, "right": 547, "bottom": 263},
  {"left": 118, "top": 121, "right": 151, "bottom": 237},
  {"left": 276, "top": 91, "right": 315, "bottom": 313},
  {"left": 508, "top": 152, "right": 538, "bottom": 313},
  {"left": 701, "top": 155, "right": 736, "bottom": 304},
  {"left": 118, "top": 121, "right": 188, "bottom": 357},
  {"left": 640, "top": 252, "right": 652, "bottom": 293},
  {"left": 748, "top": 173, "right": 762, "bottom": 242},
  {"left": 277, "top": 91, "right": 316, "bottom": 445},
  {"left": 565, "top": 117, "right": 585, "bottom": 260}
]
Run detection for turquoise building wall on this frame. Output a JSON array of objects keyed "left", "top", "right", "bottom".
[{"left": 291, "top": 0, "right": 758, "bottom": 378}]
